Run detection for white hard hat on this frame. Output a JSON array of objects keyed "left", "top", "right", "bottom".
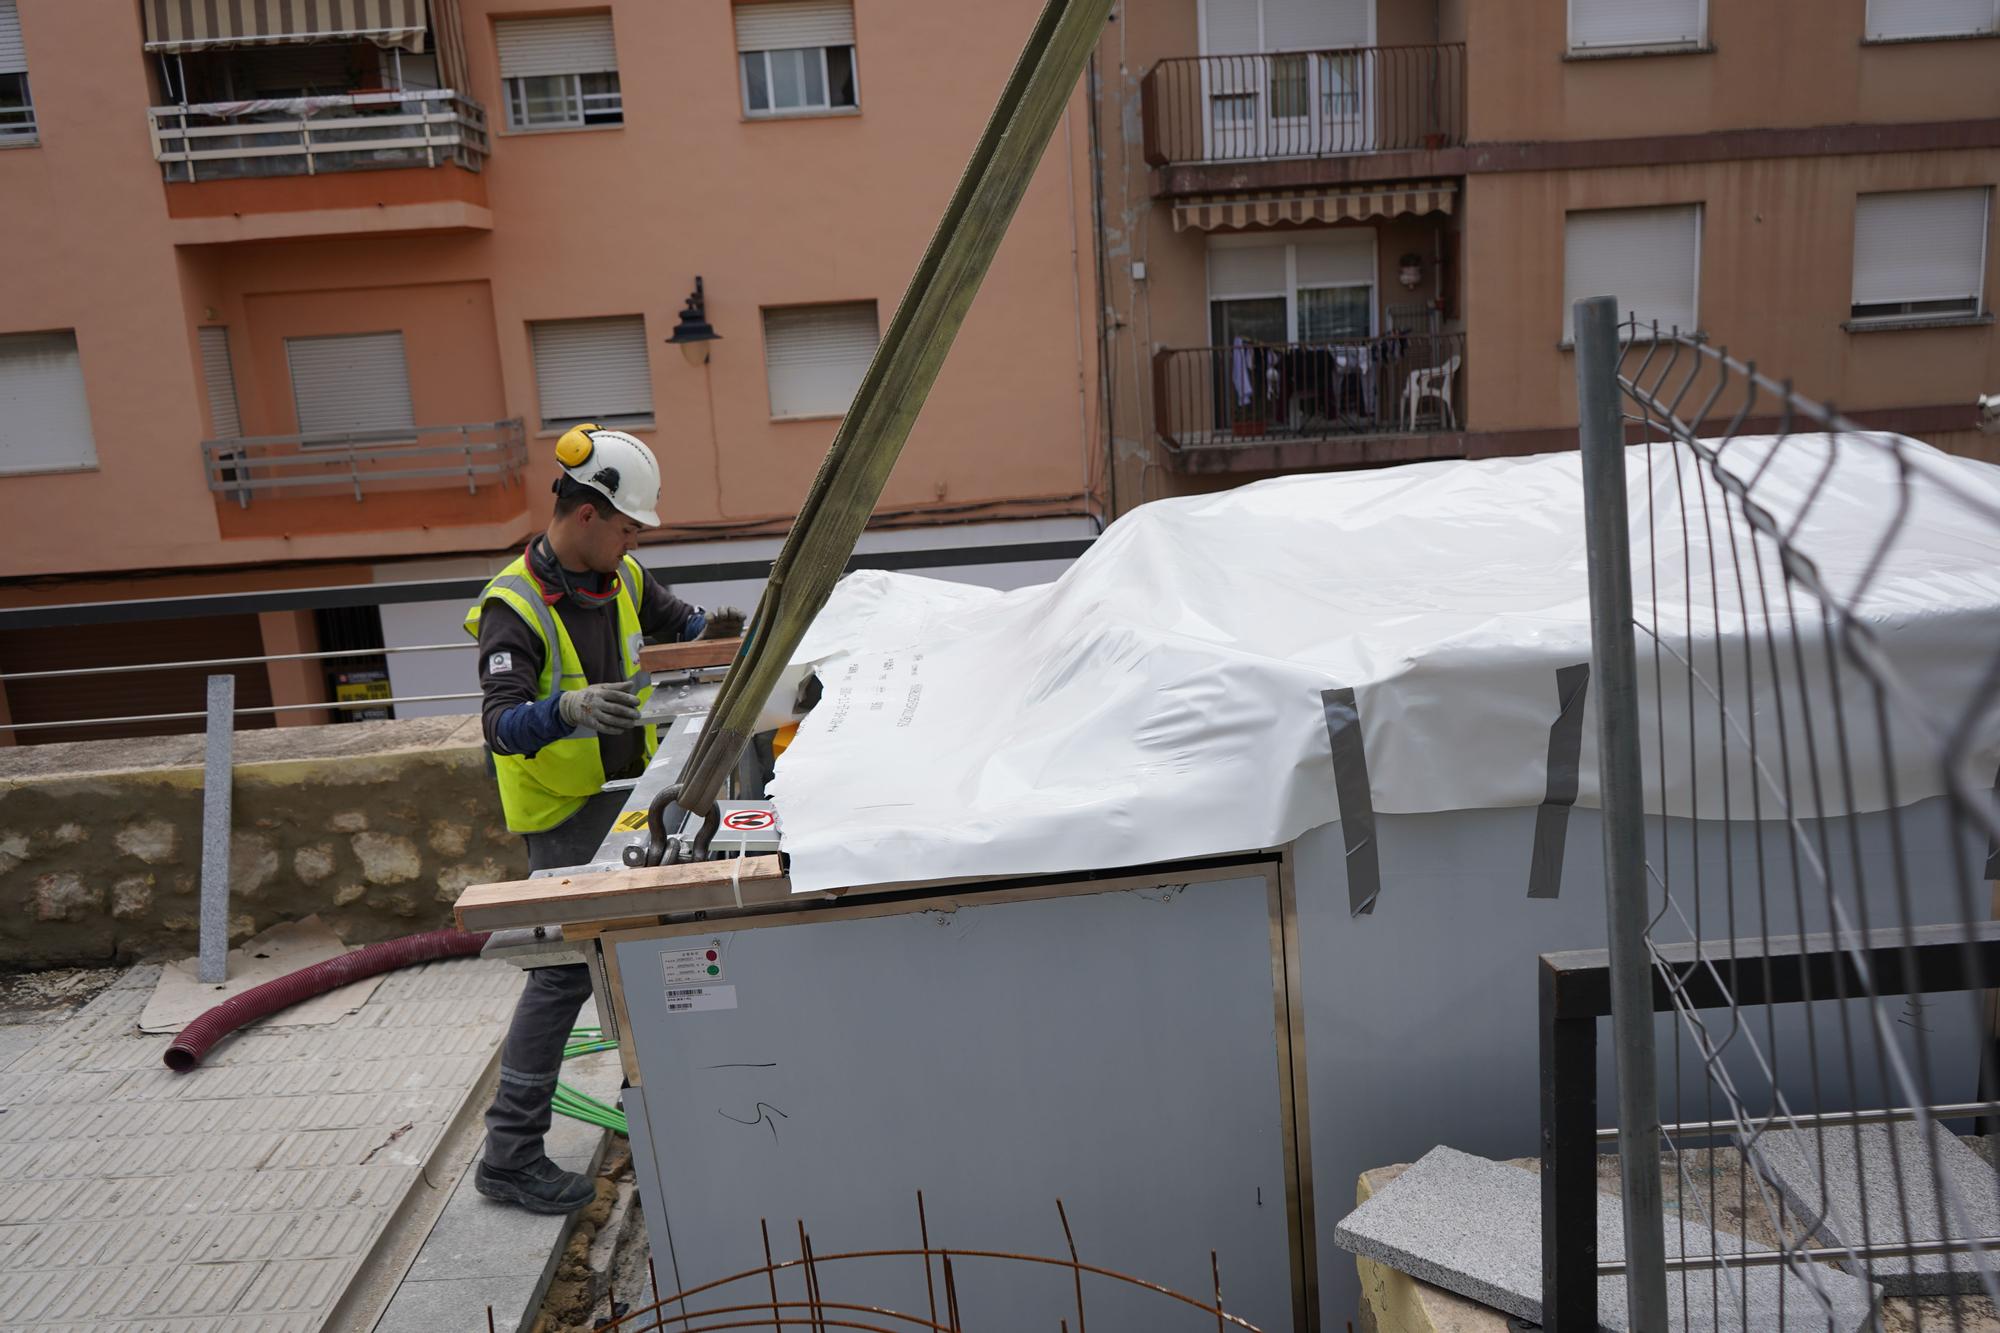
[{"left": 553, "top": 424, "right": 661, "bottom": 527}]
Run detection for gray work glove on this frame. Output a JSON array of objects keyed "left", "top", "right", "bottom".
[
  {"left": 700, "top": 606, "right": 746, "bottom": 641},
  {"left": 559, "top": 670, "right": 649, "bottom": 734}
]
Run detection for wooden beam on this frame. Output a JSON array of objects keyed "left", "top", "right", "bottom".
[
  {"left": 639, "top": 637, "right": 741, "bottom": 673},
  {"left": 455, "top": 855, "right": 786, "bottom": 931},
  {"left": 672, "top": 0, "right": 1119, "bottom": 818},
  {"left": 563, "top": 914, "right": 664, "bottom": 943}
]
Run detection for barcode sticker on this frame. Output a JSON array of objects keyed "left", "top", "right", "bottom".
[{"left": 662, "top": 984, "right": 736, "bottom": 1014}]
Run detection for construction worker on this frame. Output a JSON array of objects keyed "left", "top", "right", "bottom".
[{"left": 465, "top": 424, "right": 739, "bottom": 1213}]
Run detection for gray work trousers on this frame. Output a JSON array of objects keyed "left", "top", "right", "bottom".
[{"left": 482, "top": 789, "right": 626, "bottom": 1171}]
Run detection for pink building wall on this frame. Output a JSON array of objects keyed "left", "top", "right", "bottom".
[{"left": 0, "top": 0, "right": 1101, "bottom": 585}]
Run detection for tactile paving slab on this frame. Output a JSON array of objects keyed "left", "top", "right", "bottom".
[
  {"left": 0, "top": 957, "right": 519, "bottom": 1330},
  {"left": 1332, "top": 1144, "right": 1880, "bottom": 1332}
]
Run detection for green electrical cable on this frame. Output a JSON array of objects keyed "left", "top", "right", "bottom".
[{"left": 555, "top": 1026, "right": 629, "bottom": 1135}]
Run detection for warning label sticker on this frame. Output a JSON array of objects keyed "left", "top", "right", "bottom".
[
  {"left": 613, "top": 811, "right": 648, "bottom": 832},
  {"left": 720, "top": 809, "right": 776, "bottom": 833},
  {"left": 664, "top": 984, "right": 736, "bottom": 1015},
  {"left": 662, "top": 944, "right": 724, "bottom": 985}
]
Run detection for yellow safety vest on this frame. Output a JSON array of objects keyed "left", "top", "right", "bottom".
[{"left": 463, "top": 552, "right": 658, "bottom": 833}]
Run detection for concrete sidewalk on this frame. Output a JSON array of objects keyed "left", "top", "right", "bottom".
[
  {"left": 0, "top": 955, "right": 519, "bottom": 1330},
  {"left": 376, "top": 1001, "right": 624, "bottom": 1332}
]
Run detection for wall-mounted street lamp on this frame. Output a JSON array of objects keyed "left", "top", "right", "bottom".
[{"left": 667, "top": 276, "right": 721, "bottom": 367}]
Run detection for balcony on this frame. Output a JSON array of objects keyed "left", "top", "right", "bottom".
[
  {"left": 1154, "top": 333, "right": 1465, "bottom": 474},
  {"left": 1142, "top": 45, "right": 1465, "bottom": 195},
  {"left": 149, "top": 91, "right": 492, "bottom": 242},
  {"left": 204, "top": 419, "right": 530, "bottom": 539}
]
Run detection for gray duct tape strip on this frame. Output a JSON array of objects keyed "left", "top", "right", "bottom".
[
  {"left": 1528, "top": 663, "right": 1592, "bottom": 899},
  {"left": 1322, "top": 687, "right": 1380, "bottom": 917},
  {"left": 1985, "top": 763, "right": 2000, "bottom": 880}
]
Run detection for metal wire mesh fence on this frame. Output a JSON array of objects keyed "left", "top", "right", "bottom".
[{"left": 1556, "top": 294, "right": 2000, "bottom": 1331}]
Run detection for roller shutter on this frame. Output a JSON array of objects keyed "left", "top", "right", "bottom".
[
  {"left": 1569, "top": 0, "right": 1704, "bottom": 49},
  {"left": 0, "top": 0, "right": 26, "bottom": 75},
  {"left": 1852, "top": 189, "right": 1990, "bottom": 308},
  {"left": 0, "top": 616, "right": 276, "bottom": 744},
  {"left": 1563, "top": 205, "right": 1701, "bottom": 342},
  {"left": 763, "top": 302, "right": 878, "bottom": 418},
  {"left": 285, "top": 332, "right": 415, "bottom": 438},
  {"left": 734, "top": 1, "right": 855, "bottom": 51},
  {"left": 530, "top": 316, "right": 654, "bottom": 428},
  {"left": 1865, "top": 0, "right": 1998, "bottom": 39},
  {"left": 199, "top": 326, "right": 241, "bottom": 439},
  {"left": 496, "top": 14, "right": 617, "bottom": 77},
  {"left": 0, "top": 331, "right": 98, "bottom": 474}
]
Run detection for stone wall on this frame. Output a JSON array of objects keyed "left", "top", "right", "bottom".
[{"left": 0, "top": 716, "right": 526, "bottom": 968}]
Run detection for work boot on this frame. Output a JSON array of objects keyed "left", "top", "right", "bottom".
[{"left": 474, "top": 1155, "right": 596, "bottom": 1214}]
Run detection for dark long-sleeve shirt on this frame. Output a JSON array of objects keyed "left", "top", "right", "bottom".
[{"left": 477, "top": 544, "right": 701, "bottom": 780}]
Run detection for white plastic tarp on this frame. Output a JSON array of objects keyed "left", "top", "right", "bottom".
[{"left": 775, "top": 438, "right": 2000, "bottom": 895}]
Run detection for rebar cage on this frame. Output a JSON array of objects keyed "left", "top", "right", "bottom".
[
  {"left": 1551, "top": 295, "right": 2000, "bottom": 1332},
  {"left": 482, "top": 1194, "right": 1268, "bottom": 1332}
]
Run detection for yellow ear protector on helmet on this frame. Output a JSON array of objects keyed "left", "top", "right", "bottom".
[{"left": 554, "top": 423, "right": 601, "bottom": 469}]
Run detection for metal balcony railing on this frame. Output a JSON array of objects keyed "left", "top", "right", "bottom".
[
  {"left": 149, "top": 89, "right": 490, "bottom": 182},
  {"left": 1141, "top": 44, "right": 1465, "bottom": 168},
  {"left": 203, "top": 419, "right": 528, "bottom": 506},
  {"left": 0, "top": 98, "right": 34, "bottom": 144},
  {"left": 1154, "top": 332, "right": 1464, "bottom": 452}
]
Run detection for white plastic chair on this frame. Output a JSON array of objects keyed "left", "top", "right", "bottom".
[{"left": 1403, "top": 353, "right": 1460, "bottom": 431}]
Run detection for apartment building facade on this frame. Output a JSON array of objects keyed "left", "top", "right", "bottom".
[
  {"left": 1095, "top": 0, "right": 2000, "bottom": 506},
  {"left": 0, "top": 0, "right": 1101, "bottom": 739}
]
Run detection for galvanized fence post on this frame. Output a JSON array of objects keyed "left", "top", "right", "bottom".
[
  {"left": 1572, "top": 294, "right": 1668, "bottom": 1330},
  {"left": 197, "top": 673, "right": 236, "bottom": 985}
]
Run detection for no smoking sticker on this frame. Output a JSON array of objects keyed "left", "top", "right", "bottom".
[{"left": 721, "top": 809, "right": 776, "bottom": 832}]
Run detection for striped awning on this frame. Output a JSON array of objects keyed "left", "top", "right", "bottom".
[
  {"left": 143, "top": 0, "right": 428, "bottom": 54},
  {"left": 1172, "top": 181, "right": 1457, "bottom": 233}
]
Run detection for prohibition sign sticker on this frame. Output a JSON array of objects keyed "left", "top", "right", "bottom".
[{"left": 721, "top": 809, "right": 777, "bottom": 833}]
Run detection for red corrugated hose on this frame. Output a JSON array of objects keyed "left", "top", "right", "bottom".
[{"left": 163, "top": 927, "right": 492, "bottom": 1072}]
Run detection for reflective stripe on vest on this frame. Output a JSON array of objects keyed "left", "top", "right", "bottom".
[{"left": 465, "top": 554, "right": 659, "bottom": 833}]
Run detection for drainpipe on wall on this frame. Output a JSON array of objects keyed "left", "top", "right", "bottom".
[{"left": 1086, "top": 35, "right": 1118, "bottom": 518}]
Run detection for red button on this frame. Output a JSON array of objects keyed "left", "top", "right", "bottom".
[{"left": 705, "top": 949, "right": 718, "bottom": 961}]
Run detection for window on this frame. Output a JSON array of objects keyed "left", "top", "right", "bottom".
[
  {"left": 199, "top": 327, "right": 242, "bottom": 440},
  {"left": 763, "top": 303, "right": 879, "bottom": 418},
  {"left": 496, "top": 14, "right": 622, "bottom": 131},
  {"left": 1568, "top": 0, "right": 1706, "bottom": 51},
  {"left": 0, "top": 0, "right": 34, "bottom": 145},
  {"left": 1851, "top": 189, "right": 1991, "bottom": 324},
  {"left": 530, "top": 316, "right": 654, "bottom": 431},
  {"left": 736, "top": 1, "right": 858, "bottom": 117},
  {"left": 1200, "top": 1, "right": 1371, "bottom": 157},
  {"left": 285, "top": 333, "right": 415, "bottom": 439},
  {"left": 1563, "top": 205, "right": 1701, "bottom": 342},
  {"left": 0, "top": 331, "right": 97, "bottom": 474},
  {"left": 1207, "top": 231, "right": 1377, "bottom": 347},
  {"left": 1866, "top": 0, "right": 1999, "bottom": 39}
]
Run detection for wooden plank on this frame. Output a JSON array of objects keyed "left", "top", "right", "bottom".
[
  {"left": 598, "top": 931, "right": 643, "bottom": 1086},
  {"left": 639, "top": 637, "right": 741, "bottom": 673},
  {"left": 563, "top": 914, "right": 663, "bottom": 943},
  {"left": 454, "top": 854, "right": 784, "bottom": 931}
]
